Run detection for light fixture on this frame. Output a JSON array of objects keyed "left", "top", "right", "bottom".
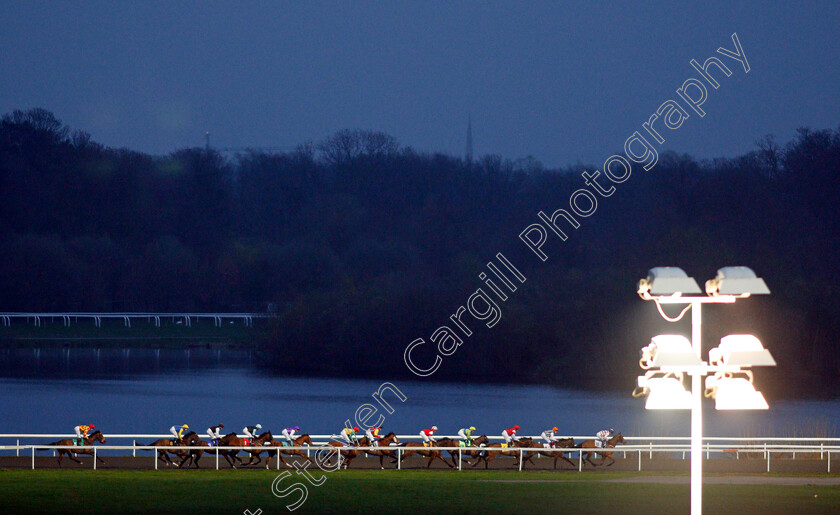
[
  {"left": 637, "top": 374, "right": 692, "bottom": 410},
  {"left": 709, "top": 335, "right": 776, "bottom": 367},
  {"left": 705, "top": 374, "right": 769, "bottom": 410},
  {"left": 642, "top": 335, "right": 703, "bottom": 368},
  {"left": 638, "top": 267, "right": 702, "bottom": 298},
  {"left": 705, "top": 267, "right": 770, "bottom": 296},
  {"left": 635, "top": 265, "right": 774, "bottom": 515}
]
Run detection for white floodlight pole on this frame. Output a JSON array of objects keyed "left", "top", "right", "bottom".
[
  {"left": 690, "top": 299, "right": 703, "bottom": 515},
  {"left": 656, "top": 295, "right": 735, "bottom": 515}
]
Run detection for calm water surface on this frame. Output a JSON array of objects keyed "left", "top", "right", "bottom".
[{"left": 1, "top": 348, "right": 838, "bottom": 439}]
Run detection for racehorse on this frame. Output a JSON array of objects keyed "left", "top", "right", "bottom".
[
  {"left": 470, "top": 436, "right": 525, "bottom": 469},
  {"left": 395, "top": 439, "right": 454, "bottom": 469},
  {"left": 432, "top": 437, "right": 470, "bottom": 468},
  {"left": 40, "top": 430, "right": 106, "bottom": 468},
  {"left": 146, "top": 433, "right": 191, "bottom": 467},
  {"left": 515, "top": 437, "right": 576, "bottom": 469},
  {"left": 576, "top": 432, "right": 626, "bottom": 467},
  {"left": 358, "top": 432, "right": 401, "bottom": 469},
  {"left": 177, "top": 432, "right": 210, "bottom": 468},
  {"left": 457, "top": 434, "right": 490, "bottom": 466},
  {"left": 218, "top": 431, "right": 274, "bottom": 468},
  {"left": 325, "top": 436, "right": 366, "bottom": 469},
  {"left": 265, "top": 434, "right": 315, "bottom": 469}
]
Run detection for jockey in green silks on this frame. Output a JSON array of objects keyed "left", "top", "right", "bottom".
[{"left": 457, "top": 426, "right": 476, "bottom": 446}]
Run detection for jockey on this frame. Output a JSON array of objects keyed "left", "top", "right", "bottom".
[
  {"left": 74, "top": 424, "right": 94, "bottom": 441},
  {"left": 281, "top": 426, "right": 299, "bottom": 444},
  {"left": 420, "top": 426, "right": 437, "bottom": 446},
  {"left": 244, "top": 424, "right": 263, "bottom": 440},
  {"left": 207, "top": 423, "right": 224, "bottom": 444},
  {"left": 170, "top": 424, "right": 189, "bottom": 443},
  {"left": 420, "top": 426, "right": 437, "bottom": 447},
  {"left": 596, "top": 428, "right": 615, "bottom": 448},
  {"left": 365, "top": 426, "right": 382, "bottom": 447},
  {"left": 340, "top": 426, "right": 360, "bottom": 446},
  {"left": 457, "top": 426, "right": 476, "bottom": 446},
  {"left": 541, "top": 427, "right": 559, "bottom": 447},
  {"left": 502, "top": 425, "right": 520, "bottom": 445}
]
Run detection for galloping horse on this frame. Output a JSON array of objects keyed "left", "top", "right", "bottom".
[
  {"left": 218, "top": 431, "right": 274, "bottom": 468},
  {"left": 516, "top": 437, "right": 576, "bottom": 469},
  {"left": 576, "top": 432, "right": 626, "bottom": 467},
  {"left": 396, "top": 439, "right": 454, "bottom": 469},
  {"left": 470, "top": 436, "right": 524, "bottom": 469},
  {"left": 147, "top": 433, "right": 191, "bottom": 467},
  {"left": 431, "top": 437, "right": 469, "bottom": 468},
  {"left": 40, "top": 430, "right": 106, "bottom": 468},
  {"left": 265, "top": 434, "right": 315, "bottom": 469},
  {"left": 325, "top": 436, "right": 366, "bottom": 469},
  {"left": 358, "top": 432, "right": 401, "bottom": 469},
  {"left": 456, "top": 434, "right": 490, "bottom": 466},
  {"left": 178, "top": 432, "right": 210, "bottom": 468}
]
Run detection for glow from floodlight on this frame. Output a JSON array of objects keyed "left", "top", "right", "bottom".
[
  {"left": 709, "top": 335, "right": 776, "bottom": 367},
  {"left": 646, "top": 335, "right": 703, "bottom": 368},
  {"left": 705, "top": 266, "right": 770, "bottom": 296},
  {"left": 705, "top": 375, "right": 768, "bottom": 410},
  {"left": 638, "top": 375, "right": 692, "bottom": 410}
]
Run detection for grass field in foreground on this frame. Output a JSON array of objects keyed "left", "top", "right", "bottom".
[{"left": 0, "top": 469, "right": 838, "bottom": 514}]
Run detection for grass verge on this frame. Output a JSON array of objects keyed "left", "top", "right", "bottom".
[{"left": 0, "top": 469, "right": 838, "bottom": 514}]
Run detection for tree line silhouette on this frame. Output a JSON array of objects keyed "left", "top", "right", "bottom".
[{"left": 1, "top": 108, "right": 838, "bottom": 397}]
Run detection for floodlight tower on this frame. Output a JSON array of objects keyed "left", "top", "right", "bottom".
[{"left": 634, "top": 266, "right": 774, "bottom": 515}]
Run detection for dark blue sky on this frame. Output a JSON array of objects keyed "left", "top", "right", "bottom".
[{"left": 3, "top": 1, "right": 838, "bottom": 167}]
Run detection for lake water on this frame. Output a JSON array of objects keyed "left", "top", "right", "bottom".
[{"left": 1, "top": 347, "right": 838, "bottom": 440}]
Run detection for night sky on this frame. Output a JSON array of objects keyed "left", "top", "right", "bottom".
[{"left": 2, "top": 1, "right": 838, "bottom": 166}]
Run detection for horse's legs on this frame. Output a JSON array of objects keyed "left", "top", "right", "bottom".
[
  {"left": 559, "top": 452, "right": 575, "bottom": 468},
  {"left": 160, "top": 450, "right": 176, "bottom": 466},
  {"left": 280, "top": 453, "right": 293, "bottom": 468}
]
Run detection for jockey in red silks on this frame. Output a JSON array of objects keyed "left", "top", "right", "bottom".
[
  {"left": 502, "top": 425, "right": 520, "bottom": 445},
  {"left": 420, "top": 426, "right": 438, "bottom": 446},
  {"left": 365, "top": 426, "right": 383, "bottom": 447}
]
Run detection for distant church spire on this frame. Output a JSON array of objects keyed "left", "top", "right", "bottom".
[{"left": 465, "top": 114, "right": 474, "bottom": 164}]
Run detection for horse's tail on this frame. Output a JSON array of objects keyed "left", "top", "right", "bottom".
[{"left": 35, "top": 442, "right": 60, "bottom": 451}]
